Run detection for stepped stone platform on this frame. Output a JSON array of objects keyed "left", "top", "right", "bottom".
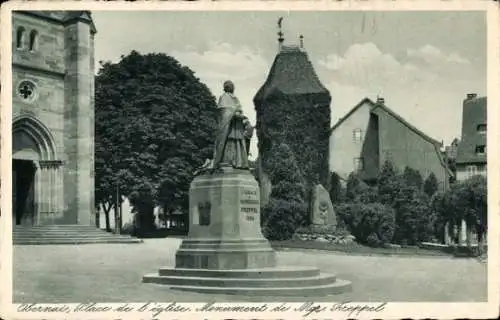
[
  {"left": 143, "top": 170, "right": 352, "bottom": 296},
  {"left": 13, "top": 225, "right": 143, "bottom": 245}
]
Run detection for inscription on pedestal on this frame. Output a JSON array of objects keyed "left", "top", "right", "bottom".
[
  {"left": 240, "top": 189, "right": 259, "bottom": 221},
  {"left": 198, "top": 202, "right": 211, "bottom": 226}
]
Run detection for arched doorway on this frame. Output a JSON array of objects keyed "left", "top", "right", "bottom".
[{"left": 12, "top": 115, "right": 62, "bottom": 226}]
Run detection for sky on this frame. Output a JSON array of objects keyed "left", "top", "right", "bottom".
[{"left": 92, "top": 11, "right": 486, "bottom": 157}]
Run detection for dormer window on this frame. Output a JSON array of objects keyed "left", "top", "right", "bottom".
[
  {"left": 16, "top": 27, "right": 25, "bottom": 49},
  {"left": 29, "top": 30, "right": 38, "bottom": 52},
  {"left": 475, "top": 145, "right": 486, "bottom": 155},
  {"left": 477, "top": 124, "right": 486, "bottom": 134}
]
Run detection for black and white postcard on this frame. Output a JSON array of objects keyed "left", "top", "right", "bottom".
[{"left": 1, "top": 1, "right": 499, "bottom": 319}]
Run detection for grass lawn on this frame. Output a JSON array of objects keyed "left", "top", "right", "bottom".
[
  {"left": 14, "top": 238, "right": 487, "bottom": 303},
  {"left": 272, "top": 240, "right": 454, "bottom": 257}
]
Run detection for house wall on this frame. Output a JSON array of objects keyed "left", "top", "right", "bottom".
[
  {"left": 456, "top": 164, "right": 487, "bottom": 182},
  {"left": 329, "top": 101, "right": 374, "bottom": 180},
  {"left": 375, "top": 107, "right": 448, "bottom": 191}
]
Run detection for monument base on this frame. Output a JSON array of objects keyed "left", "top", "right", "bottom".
[{"left": 143, "top": 170, "right": 352, "bottom": 296}]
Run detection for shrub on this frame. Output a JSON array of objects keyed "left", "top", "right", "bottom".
[
  {"left": 335, "top": 202, "right": 396, "bottom": 246},
  {"left": 328, "top": 171, "right": 345, "bottom": 203},
  {"left": 423, "top": 172, "right": 439, "bottom": 197},
  {"left": 345, "top": 172, "right": 378, "bottom": 204},
  {"left": 260, "top": 143, "right": 307, "bottom": 240},
  {"left": 262, "top": 199, "right": 307, "bottom": 240},
  {"left": 377, "top": 160, "right": 402, "bottom": 205},
  {"left": 403, "top": 167, "right": 423, "bottom": 190}
]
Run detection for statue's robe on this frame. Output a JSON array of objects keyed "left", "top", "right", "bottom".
[{"left": 213, "top": 92, "right": 249, "bottom": 169}]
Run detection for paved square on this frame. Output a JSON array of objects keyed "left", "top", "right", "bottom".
[{"left": 14, "top": 239, "right": 487, "bottom": 302}]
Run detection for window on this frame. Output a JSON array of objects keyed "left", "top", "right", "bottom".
[
  {"left": 467, "top": 165, "right": 478, "bottom": 178},
  {"left": 477, "top": 124, "right": 486, "bottom": 134},
  {"left": 16, "top": 27, "right": 25, "bottom": 49},
  {"left": 17, "top": 80, "right": 36, "bottom": 102},
  {"left": 29, "top": 30, "right": 38, "bottom": 52},
  {"left": 353, "top": 157, "right": 364, "bottom": 171},
  {"left": 353, "top": 128, "right": 363, "bottom": 141},
  {"left": 475, "top": 145, "right": 486, "bottom": 155}
]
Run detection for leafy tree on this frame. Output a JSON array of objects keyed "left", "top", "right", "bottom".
[
  {"left": 453, "top": 175, "right": 487, "bottom": 247},
  {"left": 95, "top": 51, "right": 217, "bottom": 233},
  {"left": 391, "top": 184, "right": 432, "bottom": 245},
  {"left": 423, "top": 172, "right": 439, "bottom": 197},
  {"left": 403, "top": 166, "right": 423, "bottom": 190},
  {"left": 429, "top": 191, "right": 448, "bottom": 243},
  {"left": 261, "top": 143, "right": 307, "bottom": 240},
  {"left": 431, "top": 175, "right": 487, "bottom": 251}
]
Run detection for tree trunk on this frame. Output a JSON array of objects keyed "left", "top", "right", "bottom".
[
  {"left": 114, "top": 202, "right": 122, "bottom": 234},
  {"left": 95, "top": 204, "right": 101, "bottom": 228},
  {"left": 103, "top": 202, "right": 112, "bottom": 232}
]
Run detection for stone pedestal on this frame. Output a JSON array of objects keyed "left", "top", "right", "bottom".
[
  {"left": 175, "top": 169, "right": 276, "bottom": 269},
  {"left": 143, "top": 169, "right": 352, "bottom": 296}
]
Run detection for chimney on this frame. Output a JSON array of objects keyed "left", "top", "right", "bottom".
[
  {"left": 376, "top": 96, "right": 385, "bottom": 105},
  {"left": 466, "top": 93, "right": 477, "bottom": 100}
]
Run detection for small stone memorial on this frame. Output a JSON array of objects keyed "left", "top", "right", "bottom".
[
  {"left": 143, "top": 80, "right": 351, "bottom": 296},
  {"left": 311, "top": 184, "right": 337, "bottom": 228}
]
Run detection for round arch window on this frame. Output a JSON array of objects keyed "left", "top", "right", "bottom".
[{"left": 17, "top": 80, "right": 37, "bottom": 102}]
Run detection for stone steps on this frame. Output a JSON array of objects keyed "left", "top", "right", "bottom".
[
  {"left": 158, "top": 266, "right": 319, "bottom": 278},
  {"left": 143, "top": 266, "right": 351, "bottom": 296},
  {"left": 13, "top": 225, "right": 142, "bottom": 245},
  {"left": 144, "top": 273, "right": 337, "bottom": 288},
  {"left": 149, "top": 279, "right": 352, "bottom": 296}
]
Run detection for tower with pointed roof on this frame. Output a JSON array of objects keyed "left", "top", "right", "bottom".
[
  {"left": 254, "top": 23, "right": 332, "bottom": 205},
  {"left": 12, "top": 11, "right": 96, "bottom": 229}
]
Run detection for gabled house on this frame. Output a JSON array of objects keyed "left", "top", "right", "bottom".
[{"left": 329, "top": 97, "right": 450, "bottom": 190}]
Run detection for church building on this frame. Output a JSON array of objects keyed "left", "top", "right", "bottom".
[{"left": 12, "top": 11, "right": 96, "bottom": 228}]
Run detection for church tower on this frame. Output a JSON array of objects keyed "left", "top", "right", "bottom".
[
  {"left": 12, "top": 11, "right": 96, "bottom": 227},
  {"left": 254, "top": 20, "right": 332, "bottom": 204}
]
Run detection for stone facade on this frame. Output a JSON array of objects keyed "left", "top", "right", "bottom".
[
  {"left": 455, "top": 94, "right": 487, "bottom": 182},
  {"left": 330, "top": 97, "right": 450, "bottom": 191},
  {"left": 12, "top": 11, "right": 96, "bottom": 226}
]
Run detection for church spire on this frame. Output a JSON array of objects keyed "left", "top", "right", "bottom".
[{"left": 277, "top": 17, "right": 284, "bottom": 51}]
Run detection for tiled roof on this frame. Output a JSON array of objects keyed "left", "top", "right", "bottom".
[
  {"left": 331, "top": 98, "right": 442, "bottom": 147},
  {"left": 371, "top": 102, "right": 442, "bottom": 147},
  {"left": 456, "top": 96, "right": 487, "bottom": 165},
  {"left": 254, "top": 46, "right": 330, "bottom": 103},
  {"left": 330, "top": 97, "right": 373, "bottom": 132}
]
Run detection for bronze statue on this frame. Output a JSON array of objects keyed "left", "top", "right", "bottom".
[
  {"left": 212, "top": 80, "right": 251, "bottom": 170},
  {"left": 195, "top": 81, "right": 253, "bottom": 175}
]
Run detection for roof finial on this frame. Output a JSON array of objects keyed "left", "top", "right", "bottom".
[
  {"left": 299, "top": 34, "right": 304, "bottom": 49},
  {"left": 277, "top": 17, "right": 284, "bottom": 51}
]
